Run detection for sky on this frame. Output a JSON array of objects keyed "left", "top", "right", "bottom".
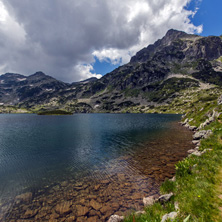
[{"left": 0, "top": 0, "right": 221, "bottom": 83}]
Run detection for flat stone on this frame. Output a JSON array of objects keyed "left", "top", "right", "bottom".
[
  {"left": 22, "top": 209, "right": 38, "bottom": 219},
  {"left": 75, "top": 205, "right": 89, "bottom": 217},
  {"left": 187, "top": 149, "right": 196, "bottom": 154},
  {"left": 87, "top": 216, "right": 99, "bottom": 222},
  {"left": 15, "top": 192, "right": 32, "bottom": 203},
  {"left": 100, "top": 205, "right": 113, "bottom": 214},
  {"left": 189, "top": 126, "right": 197, "bottom": 131},
  {"left": 131, "top": 193, "right": 141, "bottom": 200},
  {"left": 192, "top": 140, "right": 200, "bottom": 145},
  {"left": 100, "top": 180, "right": 110, "bottom": 184},
  {"left": 111, "top": 202, "right": 120, "bottom": 210},
  {"left": 49, "top": 213, "right": 60, "bottom": 219},
  {"left": 66, "top": 216, "right": 76, "bottom": 222},
  {"left": 158, "top": 193, "right": 173, "bottom": 204},
  {"left": 90, "top": 199, "right": 102, "bottom": 211},
  {"left": 108, "top": 215, "right": 125, "bottom": 222},
  {"left": 49, "top": 219, "right": 58, "bottom": 222},
  {"left": 143, "top": 195, "right": 156, "bottom": 206},
  {"left": 161, "top": 211, "right": 178, "bottom": 222},
  {"left": 35, "top": 211, "right": 48, "bottom": 220},
  {"left": 55, "top": 201, "right": 72, "bottom": 215},
  {"left": 190, "top": 150, "right": 202, "bottom": 157},
  {"left": 76, "top": 216, "right": 87, "bottom": 222}
]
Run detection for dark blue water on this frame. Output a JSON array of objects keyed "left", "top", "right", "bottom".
[{"left": 0, "top": 113, "right": 190, "bottom": 220}]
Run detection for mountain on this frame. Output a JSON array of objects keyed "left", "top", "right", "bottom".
[{"left": 0, "top": 29, "right": 222, "bottom": 113}]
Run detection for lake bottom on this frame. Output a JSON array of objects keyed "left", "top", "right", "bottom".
[{"left": 0, "top": 123, "right": 194, "bottom": 222}]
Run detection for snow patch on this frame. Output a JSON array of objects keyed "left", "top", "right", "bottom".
[{"left": 17, "top": 78, "right": 27, "bottom": 81}]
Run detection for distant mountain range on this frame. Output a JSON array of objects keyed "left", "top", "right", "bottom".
[{"left": 0, "top": 29, "right": 222, "bottom": 113}]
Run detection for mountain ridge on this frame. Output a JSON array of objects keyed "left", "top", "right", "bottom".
[{"left": 0, "top": 29, "right": 222, "bottom": 113}]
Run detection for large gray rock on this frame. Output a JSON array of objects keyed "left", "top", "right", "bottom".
[
  {"left": 161, "top": 212, "right": 178, "bottom": 222},
  {"left": 189, "top": 125, "right": 197, "bottom": 131},
  {"left": 187, "top": 149, "right": 196, "bottom": 154},
  {"left": 143, "top": 195, "right": 156, "bottom": 206},
  {"left": 158, "top": 193, "right": 173, "bottom": 204},
  {"left": 107, "top": 215, "right": 124, "bottom": 222},
  {"left": 193, "top": 130, "right": 212, "bottom": 140}
]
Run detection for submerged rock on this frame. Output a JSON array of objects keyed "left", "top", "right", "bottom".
[
  {"left": 55, "top": 201, "right": 72, "bottom": 215},
  {"left": 90, "top": 199, "right": 103, "bottom": 211},
  {"left": 75, "top": 205, "right": 89, "bottom": 217},
  {"left": 15, "top": 192, "right": 33, "bottom": 203},
  {"left": 22, "top": 209, "right": 39, "bottom": 219}
]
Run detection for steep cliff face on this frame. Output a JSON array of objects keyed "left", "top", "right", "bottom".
[{"left": 0, "top": 30, "right": 222, "bottom": 113}]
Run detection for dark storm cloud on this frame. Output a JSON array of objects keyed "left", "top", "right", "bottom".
[{"left": 0, "top": 0, "right": 202, "bottom": 82}]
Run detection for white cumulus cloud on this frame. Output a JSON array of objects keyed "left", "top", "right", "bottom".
[{"left": 0, "top": 0, "right": 202, "bottom": 82}]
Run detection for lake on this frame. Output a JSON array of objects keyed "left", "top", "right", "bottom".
[{"left": 0, "top": 114, "right": 194, "bottom": 221}]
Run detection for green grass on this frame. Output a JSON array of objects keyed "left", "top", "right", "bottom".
[
  {"left": 124, "top": 92, "right": 222, "bottom": 222},
  {"left": 37, "top": 109, "right": 73, "bottom": 115}
]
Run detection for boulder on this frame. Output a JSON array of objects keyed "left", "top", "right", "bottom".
[
  {"left": 15, "top": 192, "right": 32, "bottom": 203},
  {"left": 190, "top": 150, "right": 203, "bottom": 157},
  {"left": 181, "top": 118, "right": 189, "bottom": 126},
  {"left": 189, "top": 126, "right": 197, "bottom": 131},
  {"left": 90, "top": 199, "right": 103, "bottom": 211},
  {"left": 187, "top": 149, "right": 196, "bottom": 154},
  {"left": 107, "top": 215, "right": 124, "bottom": 222},
  {"left": 75, "top": 205, "right": 89, "bottom": 217},
  {"left": 192, "top": 140, "right": 200, "bottom": 145},
  {"left": 55, "top": 201, "right": 72, "bottom": 215},
  {"left": 161, "top": 212, "right": 178, "bottom": 222},
  {"left": 158, "top": 193, "right": 173, "bottom": 204},
  {"left": 143, "top": 195, "right": 156, "bottom": 206},
  {"left": 193, "top": 130, "right": 212, "bottom": 140}
]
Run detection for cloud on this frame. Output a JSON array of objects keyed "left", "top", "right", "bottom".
[
  {"left": 0, "top": 0, "right": 202, "bottom": 82},
  {"left": 74, "top": 64, "right": 102, "bottom": 81}
]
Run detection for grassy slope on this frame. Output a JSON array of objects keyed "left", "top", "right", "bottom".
[{"left": 124, "top": 88, "right": 222, "bottom": 221}]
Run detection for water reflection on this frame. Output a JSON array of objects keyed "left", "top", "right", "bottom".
[{"left": 0, "top": 114, "right": 194, "bottom": 221}]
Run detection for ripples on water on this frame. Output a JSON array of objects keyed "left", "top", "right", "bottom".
[{"left": 0, "top": 114, "right": 194, "bottom": 221}]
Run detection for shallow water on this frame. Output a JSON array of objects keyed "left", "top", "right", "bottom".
[{"left": 0, "top": 114, "right": 194, "bottom": 221}]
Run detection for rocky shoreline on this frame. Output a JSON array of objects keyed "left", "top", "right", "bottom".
[{"left": 107, "top": 114, "right": 217, "bottom": 222}]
